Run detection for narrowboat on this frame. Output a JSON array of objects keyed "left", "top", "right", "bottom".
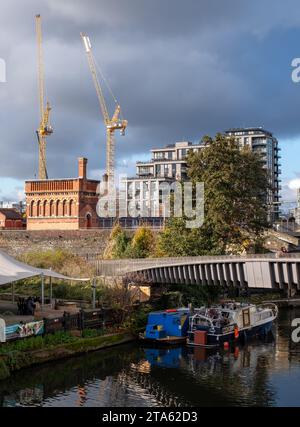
[
  {"left": 187, "top": 302, "right": 278, "bottom": 347},
  {"left": 139, "top": 308, "right": 190, "bottom": 345}
]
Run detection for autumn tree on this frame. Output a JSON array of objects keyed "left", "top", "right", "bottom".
[{"left": 129, "top": 226, "right": 156, "bottom": 258}]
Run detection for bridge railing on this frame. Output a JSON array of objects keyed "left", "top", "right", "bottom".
[{"left": 91, "top": 252, "right": 300, "bottom": 276}]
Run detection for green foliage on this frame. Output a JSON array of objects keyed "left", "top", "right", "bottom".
[
  {"left": 0, "top": 332, "right": 76, "bottom": 356},
  {"left": 19, "top": 249, "right": 91, "bottom": 278},
  {"left": 157, "top": 291, "right": 183, "bottom": 308},
  {"left": 82, "top": 329, "right": 105, "bottom": 338},
  {"left": 158, "top": 134, "right": 269, "bottom": 256},
  {"left": 104, "top": 225, "right": 156, "bottom": 259},
  {"left": 128, "top": 227, "right": 156, "bottom": 258},
  {"left": 155, "top": 285, "right": 222, "bottom": 309},
  {"left": 0, "top": 336, "right": 44, "bottom": 354},
  {"left": 43, "top": 331, "right": 77, "bottom": 347},
  {"left": 127, "top": 304, "right": 153, "bottom": 333},
  {"left": 3, "top": 351, "right": 31, "bottom": 371},
  {"left": 104, "top": 224, "right": 131, "bottom": 259},
  {"left": 0, "top": 332, "right": 133, "bottom": 375},
  {"left": 52, "top": 283, "right": 95, "bottom": 301},
  {"left": 0, "top": 358, "right": 10, "bottom": 380},
  {"left": 157, "top": 217, "right": 214, "bottom": 257}
]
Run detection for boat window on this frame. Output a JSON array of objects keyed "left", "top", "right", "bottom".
[{"left": 242, "top": 309, "right": 251, "bottom": 327}]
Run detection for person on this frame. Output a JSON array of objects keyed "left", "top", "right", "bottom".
[
  {"left": 17, "top": 297, "right": 23, "bottom": 315},
  {"left": 17, "top": 297, "right": 26, "bottom": 315},
  {"left": 26, "top": 297, "right": 36, "bottom": 316}
]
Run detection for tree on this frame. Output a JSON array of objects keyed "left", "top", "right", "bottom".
[
  {"left": 129, "top": 226, "right": 156, "bottom": 258},
  {"left": 158, "top": 133, "right": 269, "bottom": 256},
  {"left": 104, "top": 223, "right": 131, "bottom": 259},
  {"left": 157, "top": 217, "right": 212, "bottom": 257}
]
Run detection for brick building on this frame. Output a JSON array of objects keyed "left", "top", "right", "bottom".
[
  {"left": 0, "top": 208, "right": 24, "bottom": 229},
  {"left": 25, "top": 158, "right": 100, "bottom": 230}
]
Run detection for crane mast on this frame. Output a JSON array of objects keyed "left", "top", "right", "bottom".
[
  {"left": 35, "top": 14, "right": 53, "bottom": 180},
  {"left": 81, "top": 33, "right": 127, "bottom": 188}
]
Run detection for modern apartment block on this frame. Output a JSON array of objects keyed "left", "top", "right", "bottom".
[
  {"left": 136, "top": 141, "right": 204, "bottom": 181},
  {"left": 225, "top": 127, "right": 281, "bottom": 222},
  {"left": 123, "top": 141, "right": 203, "bottom": 218},
  {"left": 294, "top": 189, "right": 300, "bottom": 225}
]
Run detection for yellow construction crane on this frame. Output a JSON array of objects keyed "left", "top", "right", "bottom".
[
  {"left": 35, "top": 14, "right": 53, "bottom": 180},
  {"left": 81, "top": 33, "right": 127, "bottom": 187}
]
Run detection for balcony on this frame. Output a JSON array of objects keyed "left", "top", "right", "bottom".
[
  {"left": 152, "top": 158, "right": 179, "bottom": 163},
  {"left": 137, "top": 172, "right": 154, "bottom": 178},
  {"left": 136, "top": 161, "right": 154, "bottom": 165}
]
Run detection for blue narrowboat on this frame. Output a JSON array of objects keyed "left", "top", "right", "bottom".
[{"left": 139, "top": 308, "right": 190, "bottom": 345}]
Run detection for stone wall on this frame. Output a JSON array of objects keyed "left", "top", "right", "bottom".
[{"left": 0, "top": 229, "right": 113, "bottom": 257}]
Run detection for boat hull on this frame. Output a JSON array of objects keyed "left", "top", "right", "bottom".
[
  {"left": 138, "top": 334, "right": 187, "bottom": 347},
  {"left": 187, "top": 320, "right": 274, "bottom": 347}
]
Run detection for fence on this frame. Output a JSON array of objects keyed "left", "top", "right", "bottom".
[
  {"left": 43, "top": 308, "right": 122, "bottom": 334},
  {"left": 2, "top": 307, "right": 124, "bottom": 344}
]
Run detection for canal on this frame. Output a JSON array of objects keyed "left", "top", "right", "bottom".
[{"left": 0, "top": 307, "right": 300, "bottom": 407}]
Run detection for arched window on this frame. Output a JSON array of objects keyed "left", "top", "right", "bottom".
[
  {"left": 30, "top": 201, "right": 35, "bottom": 217},
  {"left": 69, "top": 200, "right": 74, "bottom": 217},
  {"left": 43, "top": 201, "right": 47, "bottom": 217},
  {"left": 36, "top": 201, "right": 41, "bottom": 217},
  {"left": 56, "top": 200, "right": 60, "bottom": 217},
  {"left": 62, "top": 200, "right": 67, "bottom": 216},
  {"left": 50, "top": 200, "right": 54, "bottom": 217},
  {"left": 86, "top": 213, "right": 92, "bottom": 229}
]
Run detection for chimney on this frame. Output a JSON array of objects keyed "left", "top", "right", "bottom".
[{"left": 78, "top": 157, "right": 87, "bottom": 180}]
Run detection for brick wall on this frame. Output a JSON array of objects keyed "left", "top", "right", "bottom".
[{"left": 0, "top": 229, "right": 113, "bottom": 257}]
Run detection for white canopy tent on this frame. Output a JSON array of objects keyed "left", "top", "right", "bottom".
[{"left": 0, "top": 250, "right": 90, "bottom": 307}]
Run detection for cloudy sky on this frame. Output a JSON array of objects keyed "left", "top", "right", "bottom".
[{"left": 1, "top": 0, "right": 300, "bottom": 207}]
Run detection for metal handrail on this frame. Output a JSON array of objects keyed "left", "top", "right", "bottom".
[
  {"left": 189, "top": 312, "right": 216, "bottom": 333},
  {"left": 257, "top": 302, "right": 278, "bottom": 319}
]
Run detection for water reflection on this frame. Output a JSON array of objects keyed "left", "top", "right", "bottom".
[{"left": 1, "top": 308, "right": 300, "bottom": 407}]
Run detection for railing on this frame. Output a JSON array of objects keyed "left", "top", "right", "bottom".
[
  {"left": 90, "top": 252, "right": 300, "bottom": 277},
  {"left": 2, "top": 308, "right": 124, "bottom": 344}
]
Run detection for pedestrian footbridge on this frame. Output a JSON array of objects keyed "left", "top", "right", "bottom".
[{"left": 93, "top": 253, "right": 300, "bottom": 290}]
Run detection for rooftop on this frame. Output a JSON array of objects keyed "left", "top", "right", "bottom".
[
  {"left": 25, "top": 177, "right": 100, "bottom": 183},
  {"left": 225, "top": 127, "right": 274, "bottom": 137},
  {"left": 0, "top": 208, "right": 22, "bottom": 220},
  {"left": 151, "top": 141, "right": 204, "bottom": 151}
]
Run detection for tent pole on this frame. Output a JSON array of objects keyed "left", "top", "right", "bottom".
[
  {"left": 49, "top": 269, "right": 53, "bottom": 308},
  {"left": 92, "top": 278, "right": 96, "bottom": 309},
  {"left": 11, "top": 282, "right": 15, "bottom": 304},
  {"left": 41, "top": 273, "right": 45, "bottom": 310}
]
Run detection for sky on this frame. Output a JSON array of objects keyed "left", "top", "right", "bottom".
[{"left": 1, "top": 0, "right": 300, "bottom": 207}]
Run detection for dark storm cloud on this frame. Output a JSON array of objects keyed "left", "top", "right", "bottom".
[{"left": 1, "top": 0, "right": 300, "bottom": 183}]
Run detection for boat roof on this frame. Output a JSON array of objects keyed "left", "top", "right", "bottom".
[{"left": 149, "top": 308, "right": 190, "bottom": 315}]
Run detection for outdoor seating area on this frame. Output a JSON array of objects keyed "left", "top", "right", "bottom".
[{"left": 0, "top": 249, "right": 93, "bottom": 343}]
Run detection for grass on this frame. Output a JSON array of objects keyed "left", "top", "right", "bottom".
[
  {"left": 0, "top": 330, "right": 134, "bottom": 377},
  {"left": 0, "top": 331, "right": 77, "bottom": 355}
]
